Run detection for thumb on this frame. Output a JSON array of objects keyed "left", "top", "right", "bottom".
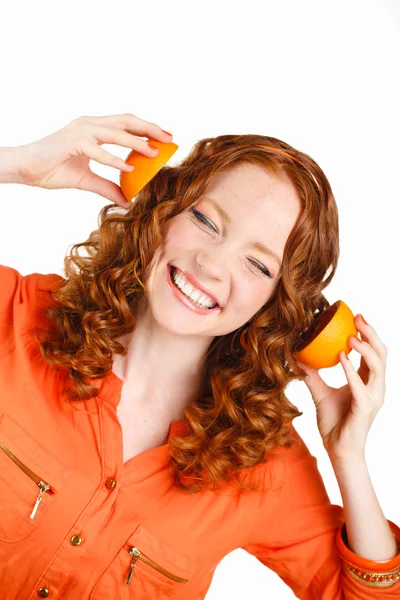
[
  {"left": 77, "top": 171, "right": 131, "bottom": 208},
  {"left": 295, "top": 360, "right": 329, "bottom": 404},
  {"left": 296, "top": 360, "right": 314, "bottom": 378}
]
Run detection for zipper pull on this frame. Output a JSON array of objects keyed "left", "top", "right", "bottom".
[
  {"left": 30, "top": 481, "right": 50, "bottom": 520},
  {"left": 126, "top": 547, "right": 140, "bottom": 585}
]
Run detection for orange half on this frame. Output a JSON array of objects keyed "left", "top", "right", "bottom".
[
  {"left": 120, "top": 139, "right": 179, "bottom": 202},
  {"left": 294, "top": 300, "right": 359, "bottom": 369}
]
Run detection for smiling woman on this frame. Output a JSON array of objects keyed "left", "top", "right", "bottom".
[
  {"left": 28, "top": 130, "right": 337, "bottom": 492},
  {"left": 3, "top": 114, "right": 399, "bottom": 600}
]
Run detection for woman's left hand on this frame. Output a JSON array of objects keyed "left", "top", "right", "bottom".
[{"left": 296, "top": 314, "right": 388, "bottom": 462}]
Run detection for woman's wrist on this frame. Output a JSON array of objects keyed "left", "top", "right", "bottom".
[{"left": 0, "top": 146, "right": 25, "bottom": 184}]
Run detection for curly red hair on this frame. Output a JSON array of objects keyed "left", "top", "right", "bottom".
[{"left": 31, "top": 133, "right": 339, "bottom": 494}]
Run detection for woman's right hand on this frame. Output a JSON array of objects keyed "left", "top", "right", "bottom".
[{"left": 16, "top": 113, "right": 173, "bottom": 208}]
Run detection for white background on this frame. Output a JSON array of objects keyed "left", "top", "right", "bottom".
[{"left": 0, "top": 1, "right": 399, "bottom": 597}]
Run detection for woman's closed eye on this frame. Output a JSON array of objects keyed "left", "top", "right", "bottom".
[{"left": 189, "top": 207, "right": 274, "bottom": 280}]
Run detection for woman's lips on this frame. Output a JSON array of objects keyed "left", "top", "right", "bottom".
[
  {"left": 173, "top": 264, "right": 220, "bottom": 307},
  {"left": 166, "top": 264, "right": 221, "bottom": 315}
]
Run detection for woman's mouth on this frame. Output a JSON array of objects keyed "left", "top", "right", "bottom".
[{"left": 166, "top": 264, "right": 221, "bottom": 315}]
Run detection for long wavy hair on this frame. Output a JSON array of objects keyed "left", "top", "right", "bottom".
[{"left": 32, "top": 133, "right": 339, "bottom": 494}]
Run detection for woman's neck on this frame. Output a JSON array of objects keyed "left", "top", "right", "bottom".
[{"left": 111, "top": 317, "right": 210, "bottom": 414}]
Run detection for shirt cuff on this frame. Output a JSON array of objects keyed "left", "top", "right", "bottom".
[{"left": 336, "top": 520, "right": 400, "bottom": 588}]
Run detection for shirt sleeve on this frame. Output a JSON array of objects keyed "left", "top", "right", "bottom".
[
  {"left": 0, "top": 264, "right": 39, "bottom": 359},
  {"left": 241, "top": 428, "right": 400, "bottom": 598}
]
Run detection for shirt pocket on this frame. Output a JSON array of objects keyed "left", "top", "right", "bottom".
[
  {"left": 0, "top": 413, "right": 70, "bottom": 542},
  {"left": 90, "top": 525, "right": 198, "bottom": 600}
]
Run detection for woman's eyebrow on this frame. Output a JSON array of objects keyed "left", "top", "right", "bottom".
[
  {"left": 202, "top": 196, "right": 282, "bottom": 269},
  {"left": 202, "top": 196, "right": 231, "bottom": 224}
]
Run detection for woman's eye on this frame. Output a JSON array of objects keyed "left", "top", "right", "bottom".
[
  {"left": 248, "top": 259, "right": 273, "bottom": 279},
  {"left": 191, "top": 207, "right": 218, "bottom": 232},
  {"left": 190, "top": 207, "right": 273, "bottom": 280}
]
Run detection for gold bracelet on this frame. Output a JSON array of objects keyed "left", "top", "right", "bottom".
[
  {"left": 343, "top": 539, "right": 400, "bottom": 588},
  {"left": 344, "top": 563, "right": 400, "bottom": 588}
]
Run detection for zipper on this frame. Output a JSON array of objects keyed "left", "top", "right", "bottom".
[
  {"left": 125, "top": 546, "right": 188, "bottom": 585},
  {"left": 0, "top": 439, "right": 55, "bottom": 520}
]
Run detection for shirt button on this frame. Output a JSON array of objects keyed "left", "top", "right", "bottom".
[
  {"left": 70, "top": 534, "right": 83, "bottom": 546},
  {"left": 105, "top": 477, "right": 116, "bottom": 490},
  {"left": 37, "top": 588, "right": 50, "bottom": 598}
]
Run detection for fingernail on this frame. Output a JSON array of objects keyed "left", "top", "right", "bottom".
[
  {"left": 361, "top": 315, "right": 368, "bottom": 325},
  {"left": 162, "top": 129, "right": 173, "bottom": 137},
  {"left": 148, "top": 142, "right": 159, "bottom": 152}
]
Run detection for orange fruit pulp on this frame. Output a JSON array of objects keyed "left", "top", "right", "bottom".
[
  {"left": 294, "top": 300, "right": 360, "bottom": 369},
  {"left": 120, "top": 139, "right": 179, "bottom": 202}
]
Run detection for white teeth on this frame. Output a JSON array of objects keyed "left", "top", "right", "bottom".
[{"left": 171, "top": 268, "right": 217, "bottom": 309}]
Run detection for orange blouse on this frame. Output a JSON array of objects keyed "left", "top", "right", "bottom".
[{"left": 0, "top": 263, "right": 399, "bottom": 599}]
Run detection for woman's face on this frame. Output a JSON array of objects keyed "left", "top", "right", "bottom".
[{"left": 144, "top": 162, "right": 302, "bottom": 340}]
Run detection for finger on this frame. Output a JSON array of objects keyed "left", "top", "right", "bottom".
[
  {"left": 339, "top": 351, "right": 365, "bottom": 399},
  {"left": 339, "top": 352, "right": 375, "bottom": 412},
  {"left": 89, "top": 124, "right": 161, "bottom": 157},
  {"left": 81, "top": 141, "right": 134, "bottom": 172},
  {"left": 296, "top": 362, "right": 333, "bottom": 406},
  {"left": 76, "top": 170, "right": 131, "bottom": 208},
  {"left": 348, "top": 336, "right": 383, "bottom": 383},
  {"left": 355, "top": 315, "right": 387, "bottom": 360},
  {"left": 80, "top": 113, "right": 173, "bottom": 143}
]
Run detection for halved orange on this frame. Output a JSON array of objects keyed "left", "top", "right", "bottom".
[
  {"left": 294, "top": 300, "right": 360, "bottom": 369},
  {"left": 120, "top": 139, "right": 179, "bottom": 202}
]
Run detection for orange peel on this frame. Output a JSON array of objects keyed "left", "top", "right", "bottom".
[{"left": 120, "top": 139, "right": 179, "bottom": 202}]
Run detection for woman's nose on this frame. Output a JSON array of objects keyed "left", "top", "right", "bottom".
[{"left": 195, "top": 250, "right": 228, "bottom": 280}]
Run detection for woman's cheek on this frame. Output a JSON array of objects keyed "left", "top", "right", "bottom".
[{"left": 175, "top": 223, "right": 206, "bottom": 248}]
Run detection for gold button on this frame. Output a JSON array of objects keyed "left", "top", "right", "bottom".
[
  {"left": 37, "top": 588, "right": 50, "bottom": 598},
  {"left": 105, "top": 477, "right": 116, "bottom": 490},
  {"left": 70, "top": 534, "right": 83, "bottom": 546}
]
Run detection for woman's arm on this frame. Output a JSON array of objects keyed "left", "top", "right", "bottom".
[
  {"left": 0, "top": 146, "right": 25, "bottom": 184},
  {"left": 330, "top": 454, "right": 399, "bottom": 561},
  {"left": 242, "top": 433, "right": 400, "bottom": 597}
]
